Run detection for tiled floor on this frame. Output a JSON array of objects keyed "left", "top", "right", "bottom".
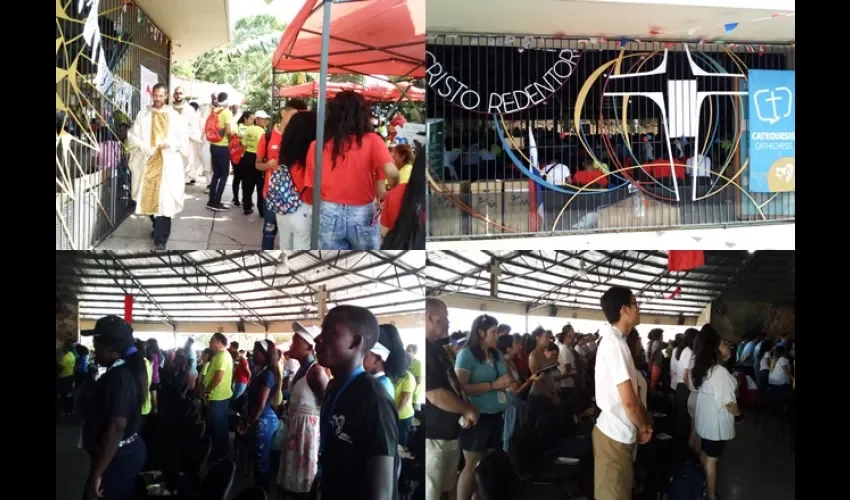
[
  {"left": 715, "top": 413, "right": 795, "bottom": 500},
  {"left": 57, "top": 410, "right": 794, "bottom": 500},
  {"left": 96, "top": 175, "right": 264, "bottom": 251}
]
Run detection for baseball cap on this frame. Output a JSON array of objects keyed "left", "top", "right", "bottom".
[
  {"left": 450, "top": 334, "right": 468, "bottom": 347},
  {"left": 255, "top": 110, "right": 270, "bottom": 119},
  {"left": 292, "top": 321, "right": 321, "bottom": 346},
  {"left": 369, "top": 342, "right": 390, "bottom": 362},
  {"left": 81, "top": 315, "right": 135, "bottom": 351}
]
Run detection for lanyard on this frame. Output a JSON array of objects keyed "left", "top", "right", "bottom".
[
  {"left": 318, "top": 365, "right": 365, "bottom": 477},
  {"left": 106, "top": 358, "right": 126, "bottom": 372}
]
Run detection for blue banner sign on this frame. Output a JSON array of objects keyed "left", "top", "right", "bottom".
[{"left": 747, "top": 70, "right": 795, "bottom": 193}]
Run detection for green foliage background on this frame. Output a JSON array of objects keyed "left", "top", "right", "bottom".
[{"left": 171, "top": 14, "right": 423, "bottom": 120}]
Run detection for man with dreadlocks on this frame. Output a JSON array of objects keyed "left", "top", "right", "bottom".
[{"left": 304, "top": 91, "right": 399, "bottom": 250}]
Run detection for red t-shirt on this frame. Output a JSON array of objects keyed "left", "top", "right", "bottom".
[
  {"left": 380, "top": 183, "right": 407, "bottom": 231},
  {"left": 234, "top": 358, "right": 250, "bottom": 385},
  {"left": 574, "top": 169, "right": 609, "bottom": 187},
  {"left": 290, "top": 160, "right": 312, "bottom": 205},
  {"left": 257, "top": 130, "right": 313, "bottom": 205},
  {"left": 257, "top": 129, "right": 282, "bottom": 199},
  {"left": 305, "top": 133, "right": 391, "bottom": 206}
]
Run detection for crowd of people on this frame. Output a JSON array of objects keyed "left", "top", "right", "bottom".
[
  {"left": 423, "top": 293, "right": 795, "bottom": 500},
  {"left": 125, "top": 83, "right": 425, "bottom": 250},
  {"left": 58, "top": 306, "right": 427, "bottom": 500}
]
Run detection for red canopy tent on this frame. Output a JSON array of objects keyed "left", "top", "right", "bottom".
[
  {"left": 272, "top": 0, "right": 425, "bottom": 79},
  {"left": 278, "top": 80, "right": 425, "bottom": 101},
  {"left": 271, "top": 0, "right": 425, "bottom": 249}
]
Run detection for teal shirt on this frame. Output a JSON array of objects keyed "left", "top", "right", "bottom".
[
  {"left": 455, "top": 348, "right": 508, "bottom": 414},
  {"left": 376, "top": 374, "right": 395, "bottom": 400}
]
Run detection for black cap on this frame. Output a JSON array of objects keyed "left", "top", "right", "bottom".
[{"left": 81, "top": 315, "right": 134, "bottom": 349}]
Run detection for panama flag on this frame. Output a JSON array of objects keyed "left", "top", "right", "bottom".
[{"left": 528, "top": 127, "right": 544, "bottom": 231}]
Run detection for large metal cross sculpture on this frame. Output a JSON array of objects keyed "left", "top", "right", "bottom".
[{"left": 604, "top": 44, "right": 747, "bottom": 201}]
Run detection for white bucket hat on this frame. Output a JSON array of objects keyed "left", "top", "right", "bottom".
[{"left": 292, "top": 321, "right": 321, "bottom": 346}]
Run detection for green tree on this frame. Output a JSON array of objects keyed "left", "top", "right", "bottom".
[{"left": 172, "top": 15, "right": 309, "bottom": 112}]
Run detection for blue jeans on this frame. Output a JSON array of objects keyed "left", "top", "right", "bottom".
[
  {"left": 208, "top": 399, "right": 230, "bottom": 461},
  {"left": 232, "top": 382, "right": 247, "bottom": 400},
  {"left": 252, "top": 411, "right": 278, "bottom": 491},
  {"left": 397, "top": 416, "right": 413, "bottom": 448},
  {"left": 81, "top": 439, "right": 146, "bottom": 500},
  {"left": 208, "top": 145, "right": 230, "bottom": 205},
  {"left": 318, "top": 200, "right": 380, "bottom": 250},
  {"left": 261, "top": 207, "right": 277, "bottom": 250}
]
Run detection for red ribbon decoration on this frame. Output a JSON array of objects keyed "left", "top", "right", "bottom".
[{"left": 124, "top": 295, "right": 133, "bottom": 324}]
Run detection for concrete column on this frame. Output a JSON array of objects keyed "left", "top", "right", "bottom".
[
  {"left": 316, "top": 285, "right": 329, "bottom": 320},
  {"left": 697, "top": 301, "right": 712, "bottom": 326},
  {"left": 489, "top": 258, "right": 501, "bottom": 298},
  {"left": 56, "top": 299, "right": 80, "bottom": 349}
]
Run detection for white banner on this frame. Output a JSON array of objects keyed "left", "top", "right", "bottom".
[{"left": 140, "top": 65, "right": 159, "bottom": 109}]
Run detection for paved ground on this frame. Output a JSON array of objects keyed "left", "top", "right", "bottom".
[{"left": 97, "top": 176, "right": 264, "bottom": 250}]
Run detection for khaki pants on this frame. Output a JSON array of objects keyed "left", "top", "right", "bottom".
[
  {"left": 592, "top": 426, "right": 635, "bottom": 500},
  {"left": 425, "top": 438, "right": 460, "bottom": 500}
]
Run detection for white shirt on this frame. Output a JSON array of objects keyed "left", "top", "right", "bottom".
[
  {"left": 759, "top": 352, "right": 771, "bottom": 371},
  {"left": 695, "top": 365, "right": 738, "bottom": 441},
  {"left": 768, "top": 357, "right": 791, "bottom": 385},
  {"left": 677, "top": 347, "right": 695, "bottom": 389},
  {"left": 558, "top": 343, "right": 576, "bottom": 388},
  {"left": 545, "top": 162, "right": 571, "bottom": 185},
  {"left": 594, "top": 325, "right": 640, "bottom": 444},
  {"left": 669, "top": 353, "right": 680, "bottom": 390},
  {"left": 686, "top": 155, "right": 712, "bottom": 177}
]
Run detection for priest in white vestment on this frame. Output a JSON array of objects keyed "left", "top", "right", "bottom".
[
  {"left": 126, "top": 83, "right": 188, "bottom": 250},
  {"left": 171, "top": 86, "right": 203, "bottom": 184}
]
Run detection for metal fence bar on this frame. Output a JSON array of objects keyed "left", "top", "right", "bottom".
[
  {"left": 426, "top": 35, "right": 795, "bottom": 240},
  {"left": 56, "top": 0, "right": 171, "bottom": 249}
]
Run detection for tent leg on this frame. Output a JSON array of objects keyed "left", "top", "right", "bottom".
[
  {"left": 310, "top": 0, "right": 334, "bottom": 250},
  {"left": 271, "top": 70, "right": 276, "bottom": 119}
]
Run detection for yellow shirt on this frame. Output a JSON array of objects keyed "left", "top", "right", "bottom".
[
  {"left": 210, "top": 107, "right": 233, "bottom": 147},
  {"left": 207, "top": 350, "right": 234, "bottom": 401},
  {"left": 386, "top": 163, "right": 412, "bottom": 189},
  {"left": 394, "top": 370, "right": 416, "bottom": 420},
  {"left": 141, "top": 358, "right": 153, "bottom": 416},
  {"left": 243, "top": 125, "right": 265, "bottom": 154},
  {"left": 58, "top": 351, "right": 75, "bottom": 378},
  {"left": 398, "top": 164, "right": 412, "bottom": 184},
  {"left": 272, "top": 358, "right": 284, "bottom": 407},
  {"left": 408, "top": 357, "right": 423, "bottom": 405}
]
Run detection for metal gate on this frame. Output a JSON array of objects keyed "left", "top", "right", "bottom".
[
  {"left": 426, "top": 35, "right": 795, "bottom": 239},
  {"left": 56, "top": 0, "right": 171, "bottom": 249}
]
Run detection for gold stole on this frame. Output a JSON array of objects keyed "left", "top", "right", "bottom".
[{"left": 140, "top": 110, "right": 169, "bottom": 214}]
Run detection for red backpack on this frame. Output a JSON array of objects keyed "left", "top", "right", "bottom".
[
  {"left": 204, "top": 108, "right": 225, "bottom": 143},
  {"left": 229, "top": 134, "right": 244, "bottom": 165}
]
